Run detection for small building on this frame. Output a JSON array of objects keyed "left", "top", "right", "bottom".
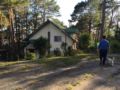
[{"left": 25, "top": 20, "right": 77, "bottom": 55}]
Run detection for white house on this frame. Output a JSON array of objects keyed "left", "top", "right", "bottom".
[{"left": 25, "top": 20, "right": 77, "bottom": 54}]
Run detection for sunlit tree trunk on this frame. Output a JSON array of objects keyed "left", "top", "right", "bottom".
[{"left": 8, "top": 7, "right": 16, "bottom": 59}]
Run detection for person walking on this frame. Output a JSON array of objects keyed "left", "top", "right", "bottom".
[{"left": 97, "top": 35, "right": 109, "bottom": 66}]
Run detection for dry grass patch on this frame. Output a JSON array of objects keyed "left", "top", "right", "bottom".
[
  {"left": 37, "top": 54, "right": 97, "bottom": 69},
  {"left": 65, "top": 73, "right": 95, "bottom": 90}
]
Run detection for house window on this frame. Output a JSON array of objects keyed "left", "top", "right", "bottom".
[{"left": 54, "top": 36, "right": 62, "bottom": 42}]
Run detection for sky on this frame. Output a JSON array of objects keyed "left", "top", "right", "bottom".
[
  {"left": 56, "top": 0, "right": 83, "bottom": 26},
  {"left": 56, "top": 0, "right": 120, "bottom": 26}
]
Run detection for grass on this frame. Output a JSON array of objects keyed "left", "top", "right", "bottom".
[
  {"left": 80, "top": 73, "right": 94, "bottom": 80},
  {"left": 66, "top": 84, "right": 74, "bottom": 90},
  {"left": 0, "top": 63, "right": 34, "bottom": 75},
  {"left": 65, "top": 73, "right": 95, "bottom": 90},
  {"left": 0, "top": 60, "right": 37, "bottom": 68},
  {"left": 37, "top": 54, "right": 98, "bottom": 69},
  {"left": 0, "top": 61, "right": 20, "bottom": 67},
  {"left": 0, "top": 54, "right": 98, "bottom": 71}
]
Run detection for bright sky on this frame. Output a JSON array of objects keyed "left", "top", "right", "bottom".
[
  {"left": 56, "top": 0, "right": 83, "bottom": 26},
  {"left": 56, "top": 0, "right": 120, "bottom": 26}
]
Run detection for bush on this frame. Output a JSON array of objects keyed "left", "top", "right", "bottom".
[
  {"left": 26, "top": 51, "right": 36, "bottom": 60},
  {"left": 88, "top": 46, "right": 96, "bottom": 53},
  {"left": 47, "top": 53, "right": 55, "bottom": 58},
  {"left": 88, "top": 41, "right": 97, "bottom": 53},
  {"left": 67, "top": 46, "right": 76, "bottom": 56},
  {"left": 110, "top": 39, "right": 120, "bottom": 53},
  {"left": 78, "top": 33, "right": 90, "bottom": 49},
  {"left": 61, "top": 42, "right": 67, "bottom": 56},
  {"left": 32, "top": 37, "right": 50, "bottom": 57},
  {"left": 54, "top": 48, "right": 61, "bottom": 56}
]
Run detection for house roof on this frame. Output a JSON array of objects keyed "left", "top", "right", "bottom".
[
  {"left": 25, "top": 20, "right": 73, "bottom": 41},
  {"left": 65, "top": 26, "right": 79, "bottom": 35}
]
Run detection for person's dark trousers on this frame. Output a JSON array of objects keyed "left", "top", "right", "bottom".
[{"left": 99, "top": 49, "right": 108, "bottom": 65}]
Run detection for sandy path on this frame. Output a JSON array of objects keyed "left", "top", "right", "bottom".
[{"left": 0, "top": 59, "right": 119, "bottom": 90}]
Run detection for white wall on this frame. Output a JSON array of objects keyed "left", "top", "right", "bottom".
[{"left": 30, "top": 23, "right": 73, "bottom": 51}]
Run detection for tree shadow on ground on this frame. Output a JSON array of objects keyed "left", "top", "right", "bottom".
[{"left": 0, "top": 59, "right": 119, "bottom": 90}]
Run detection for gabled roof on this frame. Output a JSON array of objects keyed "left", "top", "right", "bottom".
[
  {"left": 65, "top": 26, "right": 79, "bottom": 35},
  {"left": 25, "top": 20, "right": 73, "bottom": 41}
]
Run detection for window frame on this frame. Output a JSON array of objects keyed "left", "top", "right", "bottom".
[{"left": 54, "top": 36, "right": 62, "bottom": 42}]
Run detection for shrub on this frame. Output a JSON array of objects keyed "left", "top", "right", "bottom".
[
  {"left": 26, "top": 51, "right": 36, "bottom": 60},
  {"left": 88, "top": 41, "right": 97, "bottom": 53},
  {"left": 78, "top": 33, "right": 90, "bottom": 49},
  {"left": 32, "top": 37, "right": 50, "bottom": 57},
  {"left": 88, "top": 46, "right": 96, "bottom": 53},
  {"left": 61, "top": 42, "right": 67, "bottom": 56},
  {"left": 47, "top": 53, "right": 55, "bottom": 58},
  {"left": 54, "top": 48, "right": 61, "bottom": 56},
  {"left": 115, "top": 30, "right": 120, "bottom": 40},
  {"left": 67, "top": 46, "right": 76, "bottom": 56},
  {"left": 110, "top": 39, "right": 120, "bottom": 53}
]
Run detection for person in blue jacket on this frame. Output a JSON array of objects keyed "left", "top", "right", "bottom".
[{"left": 97, "top": 35, "right": 109, "bottom": 66}]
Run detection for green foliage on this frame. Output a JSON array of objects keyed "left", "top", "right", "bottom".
[
  {"left": 78, "top": 33, "right": 90, "bottom": 49},
  {"left": 88, "top": 45, "right": 97, "bottom": 53},
  {"left": 26, "top": 51, "right": 36, "bottom": 60},
  {"left": 0, "top": 10, "right": 9, "bottom": 27},
  {"left": 110, "top": 39, "right": 120, "bottom": 53},
  {"left": 0, "top": 0, "right": 29, "bottom": 7},
  {"left": 0, "top": 0, "right": 29, "bottom": 28},
  {"left": 53, "top": 48, "right": 61, "bottom": 56},
  {"left": 115, "top": 30, "right": 120, "bottom": 40},
  {"left": 44, "top": 0, "right": 60, "bottom": 13},
  {"left": 76, "top": 15, "right": 89, "bottom": 32},
  {"left": 71, "top": 1, "right": 87, "bottom": 21},
  {"left": 87, "top": 38, "right": 98, "bottom": 52},
  {"left": 38, "top": 54, "right": 96, "bottom": 69},
  {"left": 61, "top": 42, "right": 67, "bottom": 49},
  {"left": 61, "top": 42, "right": 67, "bottom": 56},
  {"left": 32, "top": 37, "right": 49, "bottom": 57},
  {"left": 51, "top": 18, "right": 66, "bottom": 29},
  {"left": 71, "top": 0, "right": 101, "bottom": 33},
  {"left": 67, "top": 46, "right": 77, "bottom": 56},
  {"left": 46, "top": 53, "right": 55, "bottom": 58},
  {"left": 71, "top": 0, "right": 120, "bottom": 40},
  {"left": 32, "top": 0, "right": 60, "bottom": 22}
]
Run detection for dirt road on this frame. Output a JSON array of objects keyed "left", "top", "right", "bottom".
[{"left": 0, "top": 59, "right": 119, "bottom": 90}]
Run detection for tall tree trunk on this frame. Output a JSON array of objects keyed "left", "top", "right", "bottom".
[
  {"left": 100, "top": 0, "right": 106, "bottom": 40},
  {"left": 107, "top": 9, "right": 114, "bottom": 37},
  {"left": 25, "top": 12, "right": 28, "bottom": 36},
  {"left": 88, "top": 18, "right": 92, "bottom": 35},
  {"left": 116, "top": 20, "right": 119, "bottom": 31},
  {"left": 14, "top": 10, "right": 21, "bottom": 60},
  {"left": 8, "top": 8, "right": 16, "bottom": 59}
]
